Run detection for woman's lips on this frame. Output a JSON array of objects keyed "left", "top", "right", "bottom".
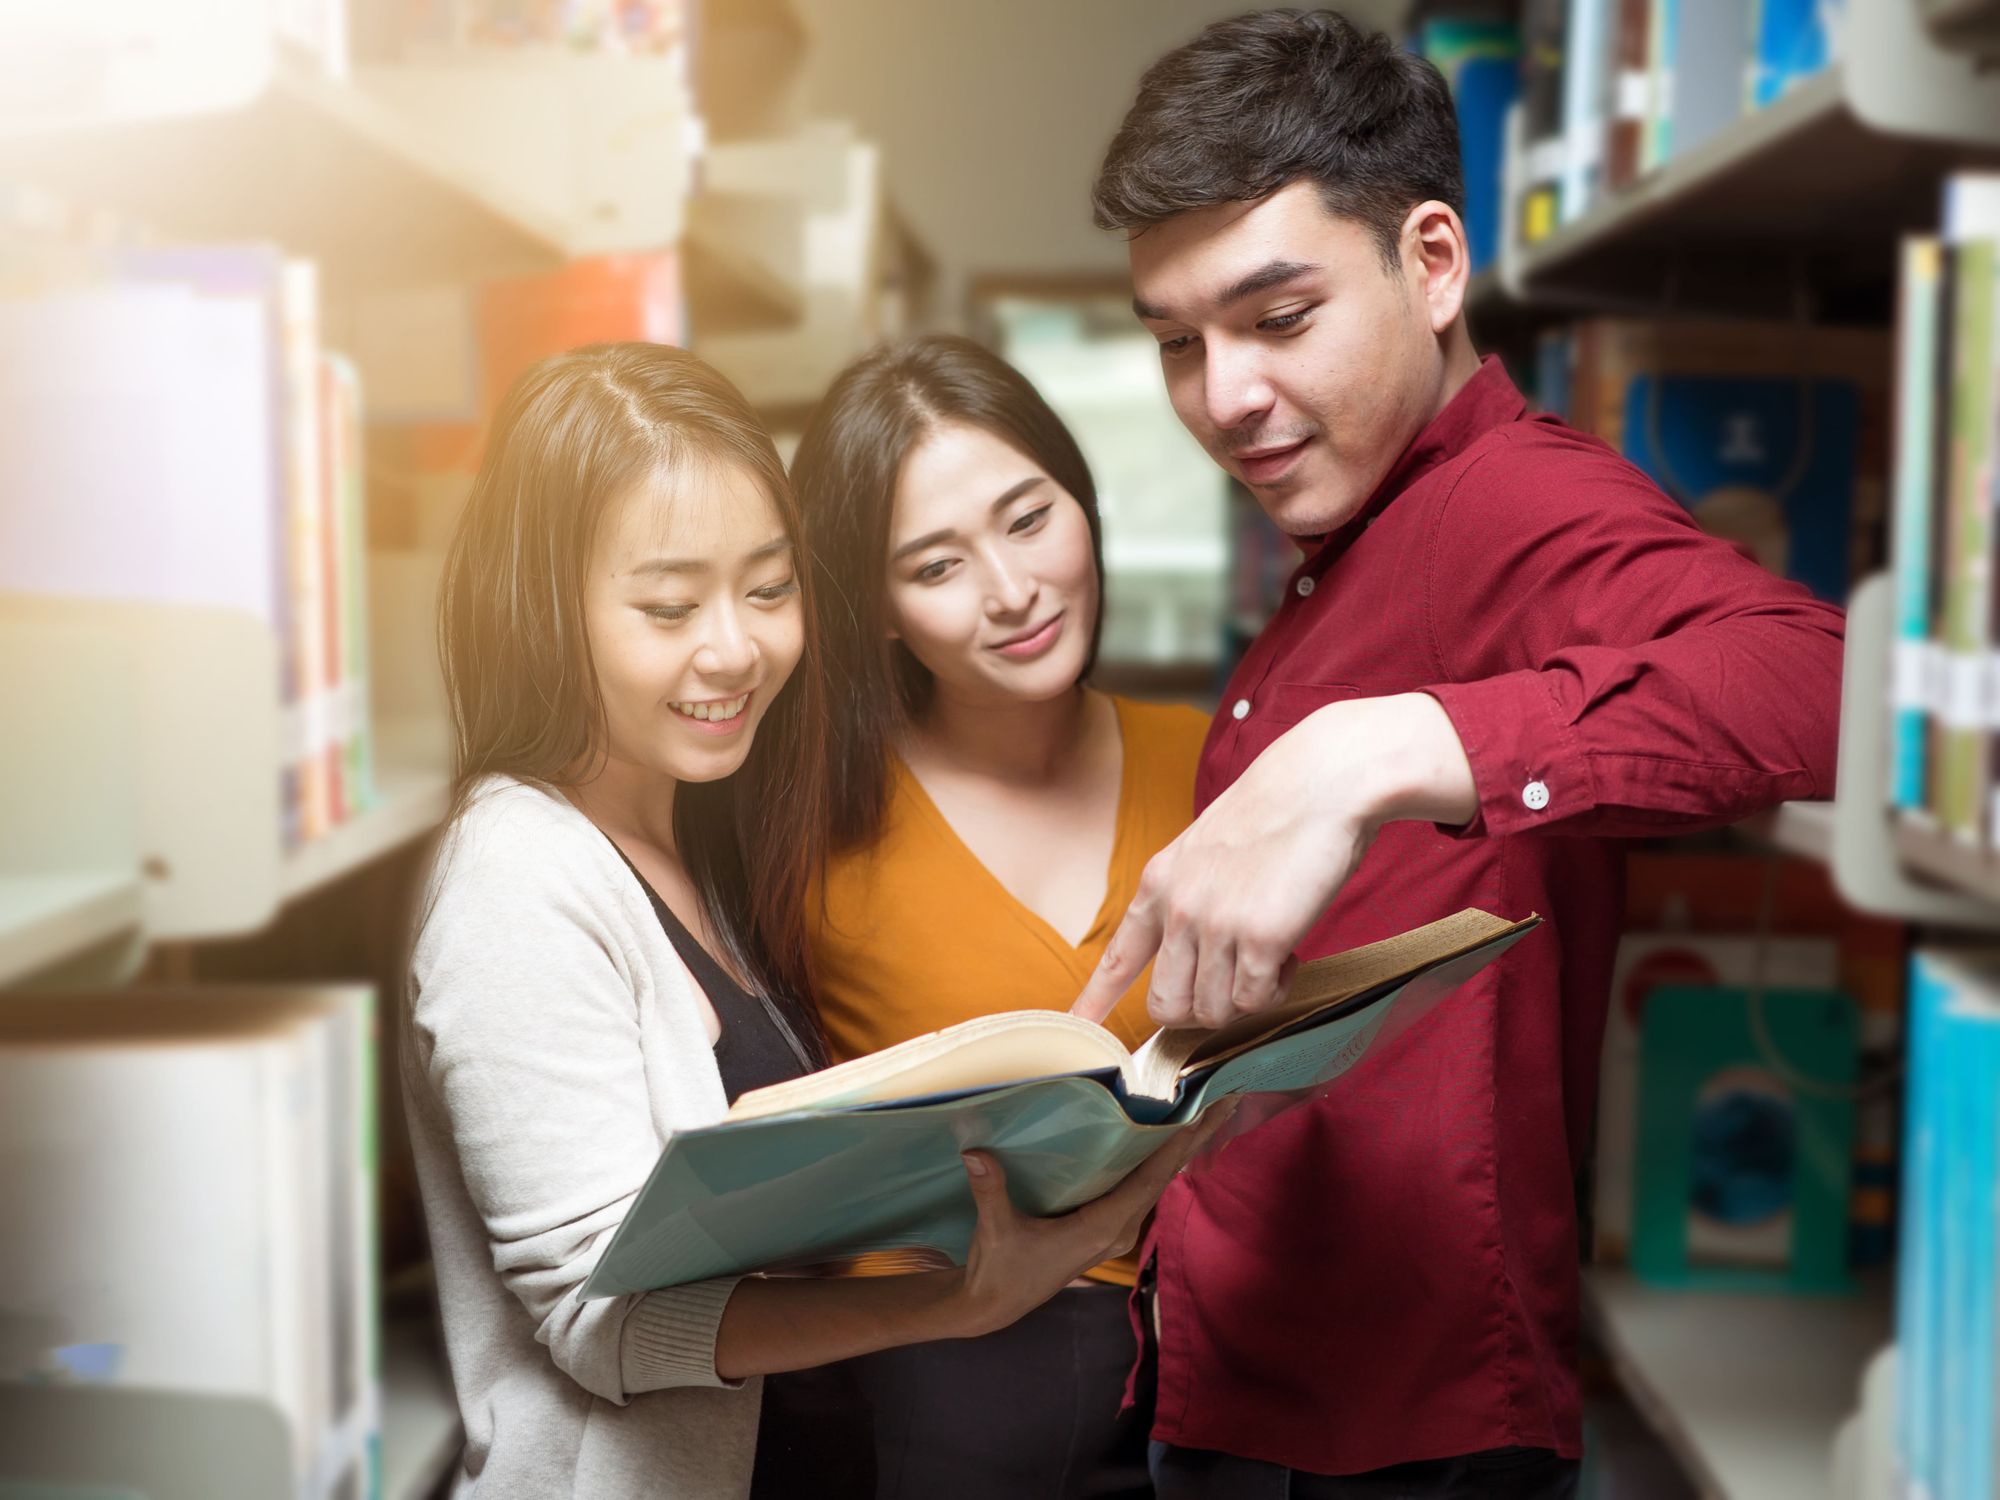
[{"left": 990, "top": 613, "right": 1066, "bottom": 660}]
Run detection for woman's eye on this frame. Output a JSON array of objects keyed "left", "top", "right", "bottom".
[
  {"left": 752, "top": 578, "right": 799, "bottom": 604},
  {"left": 915, "top": 558, "right": 954, "bottom": 583},
  {"left": 1009, "top": 504, "right": 1052, "bottom": 536},
  {"left": 643, "top": 604, "right": 694, "bottom": 624},
  {"left": 1260, "top": 309, "right": 1311, "bottom": 334}
]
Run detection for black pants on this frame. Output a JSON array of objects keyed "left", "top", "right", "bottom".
[
  {"left": 840, "top": 1281, "right": 1153, "bottom": 1499},
  {"left": 1149, "top": 1441, "right": 1580, "bottom": 1500}
]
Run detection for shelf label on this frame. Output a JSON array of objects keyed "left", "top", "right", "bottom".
[{"left": 1893, "top": 639, "right": 1935, "bottom": 711}]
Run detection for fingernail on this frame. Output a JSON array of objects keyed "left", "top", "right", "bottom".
[{"left": 961, "top": 1153, "right": 988, "bottom": 1178}]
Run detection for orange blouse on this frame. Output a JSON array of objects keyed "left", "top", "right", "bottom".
[{"left": 808, "top": 694, "right": 1211, "bottom": 1287}]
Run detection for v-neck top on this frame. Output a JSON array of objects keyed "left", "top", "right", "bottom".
[{"left": 806, "top": 694, "right": 1209, "bottom": 1283}]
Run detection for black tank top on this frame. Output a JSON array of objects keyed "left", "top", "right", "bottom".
[{"left": 609, "top": 846, "right": 875, "bottom": 1498}]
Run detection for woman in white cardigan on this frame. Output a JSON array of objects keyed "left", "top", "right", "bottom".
[{"left": 404, "top": 342, "right": 1224, "bottom": 1500}]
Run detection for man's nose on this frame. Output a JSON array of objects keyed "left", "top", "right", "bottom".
[{"left": 1204, "top": 338, "right": 1278, "bottom": 436}]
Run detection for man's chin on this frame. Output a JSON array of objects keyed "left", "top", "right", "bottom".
[{"left": 1259, "top": 485, "right": 1365, "bottom": 540}]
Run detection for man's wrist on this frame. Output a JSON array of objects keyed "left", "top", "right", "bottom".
[{"left": 1304, "top": 693, "right": 1476, "bottom": 832}]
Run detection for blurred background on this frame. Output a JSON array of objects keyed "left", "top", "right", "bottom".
[{"left": 2, "top": 0, "right": 2000, "bottom": 1496}]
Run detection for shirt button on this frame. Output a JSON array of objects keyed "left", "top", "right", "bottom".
[
  {"left": 1231, "top": 698, "right": 1251, "bottom": 721},
  {"left": 1295, "top": 576, "right": 1316, "bottom": 598},
  {"left": 1522, "top": 780, "right": 1550, "bottom": 811}
]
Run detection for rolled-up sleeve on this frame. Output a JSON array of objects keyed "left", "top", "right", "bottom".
[{"left": 1418, "top": 434, "right": 1845, "bottom": 839}]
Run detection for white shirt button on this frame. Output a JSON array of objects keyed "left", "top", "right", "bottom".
[
  {"left": 1522, "top": 780, "right": 1550, "bottom": 811},
  {"left": 1231, "top": 698, "right": 1251, "bottom": 721},
  {"left": 1295, "top": 576, "right": 1316, "bottom": 598}
]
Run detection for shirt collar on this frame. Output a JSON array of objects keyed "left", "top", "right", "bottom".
[{"left": 1308, "top": 354, "right": 1527, "bottom": 557}]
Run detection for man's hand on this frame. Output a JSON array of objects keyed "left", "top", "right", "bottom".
[{"left": 1072, "top": 693, "right": 1477, "bottom": 1028}]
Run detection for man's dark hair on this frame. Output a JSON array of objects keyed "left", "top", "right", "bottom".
[{"left": 1092, "top": 9, "right": 1464, "bottom": 268}]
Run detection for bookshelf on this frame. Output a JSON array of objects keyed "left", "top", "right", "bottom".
[
  {"left": 1496, "top": 0, "right": 2000, "bottom": 315},
  {"left": 1584, "top": 1269, "right": 1894, "bottom": 1500},
  {"left": 0, "top": 52, "right": 574, "bottom": 289},
  {"left": 0, "top": 873, "right": 145, "bottom": 990}
]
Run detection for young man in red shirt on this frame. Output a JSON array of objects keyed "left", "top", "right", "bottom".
[{"left": 1072, "top": 12, "right": 1845, "bottom": 1497}]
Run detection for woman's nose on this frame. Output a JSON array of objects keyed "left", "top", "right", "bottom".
[{"left": 693, "top": 604, "right": 758, "bottom": 677}]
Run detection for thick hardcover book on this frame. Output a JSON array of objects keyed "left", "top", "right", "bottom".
[{"left": 581, "top": 909, "right": 1539, "bottom": 1298}]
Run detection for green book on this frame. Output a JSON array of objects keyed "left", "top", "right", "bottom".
[
  {"left": 581, "top": 909, "right": 1540, "bottom": 1298},
  {"left": 1942, "top": 239, "right": 1996, "bottom": 843}
]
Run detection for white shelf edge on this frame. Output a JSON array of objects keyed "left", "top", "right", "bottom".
[
  {"left": 278, "top": 763, "right": 451, "bottom": 906},
  {"left": 1584, "top": 1268, "right": 1893, "bottom": 1500},
  {"left": 1742, "top": 801, "right": 1837, "bottom": 866},
  {"left": 380, "top": 1318, "right": 460, "bottom": 1500},
  {"left": 0, "top": 871, "right": 145, "bottom": 988}
]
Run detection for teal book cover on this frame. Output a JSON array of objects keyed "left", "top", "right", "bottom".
[{"left": 582, "top": 913, "right": 1538, "bottom": 1299}]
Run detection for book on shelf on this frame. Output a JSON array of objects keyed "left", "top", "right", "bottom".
[
  {"left": 1533, "top": 316, "right": 1889, "bottom": 604},
  {"left": 1895, "top": 948, "right": 2000, "bottom": 1500},
  {"left": 0, "top": 243, "right": 379, "bottom": 854},
  {"left": 1421, "top": 19, "right": 1521, "bottom": 274},
  {"left": 1886, "top": 174, "right": 2000, "bottom": 850},
  {"left": 1489, "top": 0, "right": 1841, "bottom": 234},
  {"left": 581, "top": 909, "right": 1538, "bottom": 1298},
  {"left": 0, "top": 985, "right": 379, "bottom": 1500}
]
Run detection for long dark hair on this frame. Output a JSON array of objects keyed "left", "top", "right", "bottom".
[
  {"left": 437, "top": 341, "right": 827, "bottom": 1048},
  {"left": 789, "top": 333, "right": 1105, "bottom": 852}
]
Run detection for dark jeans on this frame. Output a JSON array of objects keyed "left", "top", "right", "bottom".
[
  {"left": 1150, "top": 1441, "right": 1580, "bottom": 1500},
  {"left": 843, "top": 1281, "right": 1153, "bottom": 1499}
]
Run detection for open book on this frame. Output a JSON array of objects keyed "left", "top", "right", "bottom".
[{"left": 581, "top": 907, "right": 1538, "bottom": 1298}]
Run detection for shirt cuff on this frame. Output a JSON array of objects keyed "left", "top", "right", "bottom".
[
  {"left": 619, "top": 1276, "right": 746, "bottom": 1396},
  {"left": 1420, "top": 670, "right": 1595, "bottom": 839}
]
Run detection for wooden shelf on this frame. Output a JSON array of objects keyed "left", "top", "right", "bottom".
[
  {"left": 279, "top": 760, "right": 450, "bottom": 906},
  {"left": 0, "top": 871, "right": 143, "bottom": 988},
  {"left": 0, "top": 55, "right": 569, "bottom": 288},
  {"left": 380, "top": 1318, "right": 460, "bottom": 1500},
  {"left": 1584, "top": 1268, "right": 1893, "bottom": 1500}
]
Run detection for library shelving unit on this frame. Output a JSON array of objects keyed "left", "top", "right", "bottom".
[
  {"left": 1494, "top": 0, "right": 2000, "bottom": 317},
  {"left": 0, "top": 27, "right": 697, "bottom": 1500},
  {"left": 1471, "top": 1, "right": 2000, "bottom": 1494}
]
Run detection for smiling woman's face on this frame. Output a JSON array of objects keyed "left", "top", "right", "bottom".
[
  {"left": 884, "top": 419, "right": 1100, "bottom": 710},
  {"left": 581, "top": 458, "right": 804, "bottom": 786}
]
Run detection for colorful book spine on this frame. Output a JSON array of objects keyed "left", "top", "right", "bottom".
[
  {"left": 1890, "top": 238, "right": 1943, "bottom": 817},
  {"left": 322, "top": 352, "right": 376, "bottom": 818},
  {"left": 1939, "top": 237, "right": 1995, "bottom": 845},
  {"left": 1517, "top": 0, "right": 1570, "bottom": 244},
  {"left": 1601, "top": 0, "right": 1653, "bottom": 192},
  {"left": 281, "top": 259, "right": 332, "bottom": 845},
  {"left": 1559, "top": 0, "right": 1613, "bottom": 226}
]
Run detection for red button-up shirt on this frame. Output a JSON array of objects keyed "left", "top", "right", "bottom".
[{"left": 1146, "top": 356, "right": 1845, "bottom": 1473}]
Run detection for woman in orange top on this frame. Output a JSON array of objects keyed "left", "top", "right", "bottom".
[{"left": 790, "top": 334, "right": 1210, "bottom": 1499}]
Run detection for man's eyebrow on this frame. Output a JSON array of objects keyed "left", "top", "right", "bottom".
[
  {"left": 889, "top": 477, "right": 1045, "bottom": 561},
  {"left": 1135, "top": 259, "right": 1323, "bottom": 324},
  {"left": 626, "top": 537, "right": 792, "bottom": 577}
]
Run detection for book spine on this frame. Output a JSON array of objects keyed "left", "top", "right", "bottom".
[
  {"left": 1942, "top": 242, "right": 1996, "bottom": 845},
  {"left": 1890, "top": 239, "right": 1942, "bottom": 817},
  {"left": 1559, "top": 0, "right": 1611, "bottom": 226},
  {"left": 281, "top": 260, "right": 331, "bottom": 845}
]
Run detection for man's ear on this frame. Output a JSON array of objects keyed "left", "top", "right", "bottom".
[{"left": 1402, "top": 200, "right": 1470, "bottom": 335}]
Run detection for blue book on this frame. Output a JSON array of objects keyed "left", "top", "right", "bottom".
[
  {"left": 1944, "top": 986, "right": 2000, "bottom": 1499},
  {"left": 1559, "top": 0, "right": 1613, "bottom": 224},
  {"left": 580, "top": 911, "right": 1537, "bottom": 1297},
  {"left": 1420, "top": 20, "right": 1519, "bottom": 274},
  {"left": 1619, "top": 373, "right": 1861, "bottom": 602},
  {"left": 1751, "top": 0, "right": 1838, "bottom": 110},
  {"left": 1898, "top": 951, "right": 1955, "bottom": 1499}
]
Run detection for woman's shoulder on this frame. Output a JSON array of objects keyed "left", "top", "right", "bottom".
[{"left": 424, "top": 774, "right": 628, "bottom": 918}]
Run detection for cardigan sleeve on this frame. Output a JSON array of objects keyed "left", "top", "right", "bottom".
[{"left": 410, "top": 800, "right": 744, "bottom": 1403}]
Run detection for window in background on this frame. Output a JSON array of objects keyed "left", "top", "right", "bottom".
[{"left": 984, "top": 290, "right": 1230, "bottom": 679}]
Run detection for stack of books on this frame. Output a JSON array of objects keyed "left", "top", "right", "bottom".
[
  {"left": 0, "top": 242, "right": 378, "bottom": 849},
  {"left": 0, "top": 986, "right": 379, "bottom": 1500}
]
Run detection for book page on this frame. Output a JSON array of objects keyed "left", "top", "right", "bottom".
[
  {"left": 727, "top": 1010, "right": 1132, "bottom": 1122},
  {"left": 1122, "top": 910, "right": 1531, "bottom": 1099}
]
